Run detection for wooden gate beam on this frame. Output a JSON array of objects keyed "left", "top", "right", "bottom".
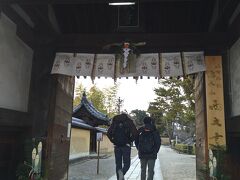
[
  {"left": 56, "top": 32, "right": 229, "bottom": 53},
  {"left": 2, "top": 0, "right": 201, "bottom": 5}
]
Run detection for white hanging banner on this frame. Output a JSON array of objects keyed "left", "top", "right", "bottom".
[
  {"left": 161, "top": 52, "right": 183, "bottom": 77},
  {"left": 94, "top": 54, "right": 115, "bottom": 78},
  {"left": 51, "top": 53, "right": 74, "bottom": 76},
  {"left": 136, "top": 53, "right": 160, "bottom": 77},
  {"left": 73, "top": 53, "right": 95, "bottom": 76},
  {"left": 50, "top": 51, "right": 206, "bottom": 77},
  {"left": 183, "top": 51, "right": 206, "bottom": 75}
]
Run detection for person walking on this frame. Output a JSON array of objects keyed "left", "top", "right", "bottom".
[
  {"left": 107, "top": 113, "right": 137, "bottom": 180},
  {"left": 135, "top": 117, "right": 161, "bottom": 180}
]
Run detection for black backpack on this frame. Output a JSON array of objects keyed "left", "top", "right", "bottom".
[
  {"left": 138, "top": 130, "right": 155, "bottom": 154},
  {"left": 113, "top": 121, "right": 130, "bottom": 146}
]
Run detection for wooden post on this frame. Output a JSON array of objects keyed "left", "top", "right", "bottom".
[{"left": 97, "top": 140, "right": 100, "bottom": 174}]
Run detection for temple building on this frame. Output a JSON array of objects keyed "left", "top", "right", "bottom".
[
  {"left": 73, "top": 92, "right": 110, "bottom": 127},
  {"left": 70, "top": 92, "right": 110, "bottom": 155}
]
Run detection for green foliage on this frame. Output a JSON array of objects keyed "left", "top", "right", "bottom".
[
  {"left": 148, "top": 103, "right": 165, "bottom": 134},
  {"left": 73, "top": 83, "right": 85, "bottom": 107},
  {"left": 174, "top": 144, "right": 195, "bottom": 155},
  {"left": 103, "top": 84, "right": 119, "bottom": 118},
  {"left": 148, "top": 77, "right": 195, "bottom": 140},
  {"left": 210, "top": 146, "right": 231, "bottom": 180},
  {"left": 16, "top": 162, "right": 43, "bottom": 180},
  {"left": 199, "top": 145, "right": 231, "bottom": 180},
  {"left": 73, "top": 83, "right": 119, "bottom": 118},
  {"left": 88, "top": 85, "right": 108, "bottom": 114},
  {"left": 130, "top": 109, "right": 148, "bottom": 127},
  {"left": 16, "top": 163, "right": 31, "bottom": 180}
]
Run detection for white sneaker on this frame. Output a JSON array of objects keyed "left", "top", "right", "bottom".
[{"left": 118, "top": 169, "right": 124, "bottom": 180}]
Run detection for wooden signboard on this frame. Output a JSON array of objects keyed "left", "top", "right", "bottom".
[{"left": 205, "top": 56, "right": 226, "bottom": 148}]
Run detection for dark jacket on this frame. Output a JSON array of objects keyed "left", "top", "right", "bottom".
[
  {"left": 107, "top": 114, "right": 138, "bottom": 146},
  {"left": 135, "top": 123, "right": 161, "bottom": 159}
]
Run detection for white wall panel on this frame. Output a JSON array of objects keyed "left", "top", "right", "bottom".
[{"left": 0, "top": 13, "right": 33, "bottom": 112}]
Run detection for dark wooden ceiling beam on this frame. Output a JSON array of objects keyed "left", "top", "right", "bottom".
[
  {"left": 209, "top": 0, "right": 240, "bottom": 32},
  {"left": 19, "top": 5, "right": 60, "bottom": 36},
  {"left": 56, "top": 32, "right": 229, "bottom": 53},
  {"left": 2, "top": 0, "right": 201, "bottom": 5},
  {"left": 33, "top": 6, "right": 60, "bottom": 34},
  {"left": 48, "top": 5, "right": 61, "bottom": 34}
]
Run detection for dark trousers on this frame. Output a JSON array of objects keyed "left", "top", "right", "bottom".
[
  {"left": 114, "top": 145, "right": 131, "bottom": 179},
  {"left": 140, "top": 158, "right": 156, "bottom": 180}
]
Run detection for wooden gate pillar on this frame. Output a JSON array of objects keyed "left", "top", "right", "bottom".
[
  {"left": 46, "top": 75, "right": 74, "bottom": 179},
  {"left": 29, "top": 44, "right": 74, "bottom": 179},
  {"left": 195, "top": 72, "right": 208, "bottom": 179}
]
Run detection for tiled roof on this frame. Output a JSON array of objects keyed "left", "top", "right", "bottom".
[
  {"left": 72, "top": 117, "right": 107, "bottom": 133},
  {"left": 73, "top": 92, "right": 110, "bottom": 123},
  {"left": 95, "top": 127, "right": 107, "bottom": 133},
  {"left": 72, "top": 117, "right": 94, "bottom": 130}
]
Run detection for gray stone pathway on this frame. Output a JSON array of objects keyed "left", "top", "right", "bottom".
[
  {"left": 159, "top": 146, "right": 196, "bottom": 180},
  {"left": 69, "top": 146, "right": 196, "bottom": 180},
  {"left": 108, "top": 155, "right": 163, "bottom": 180},
  {"left": 69, "top": 155, "right": 116, "bottom": 180}
]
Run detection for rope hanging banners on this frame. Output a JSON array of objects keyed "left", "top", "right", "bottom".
[{"left": 50, "top": 51, "right": 206, "bottom": 79}]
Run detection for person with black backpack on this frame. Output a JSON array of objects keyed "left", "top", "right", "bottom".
[
  {"left": 135, "top": 117, "right": 161, "bottom": 180},
  {"left": 107, "top": 113, "right": 137, "bottom": 180}
]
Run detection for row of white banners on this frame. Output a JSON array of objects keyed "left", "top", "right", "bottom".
[{"left": 51, "top": 52, "right": 206, "bottom": 78}]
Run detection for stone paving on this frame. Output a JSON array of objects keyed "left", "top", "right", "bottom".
[
  {"left": 159, "top": 146, "right": 196, "bottom": 180},
  {"left": 69, "top": 146, "right": 196, "bottom": 180},
  {"left": 108, "top": 155, "right": 163, "bottom": 180},
  {"left": 69, "top": 148, "right": 137, "bottom": 180},
  {"left": 69, "top": 154, "right": 116, "bottom": 180}
]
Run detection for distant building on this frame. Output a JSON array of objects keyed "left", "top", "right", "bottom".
[
  {"left": 73, "top": 92, "right": 110, "bottom": 127},
  {"left": 70, "top": 92, "right": 112, "bottom": 160}
]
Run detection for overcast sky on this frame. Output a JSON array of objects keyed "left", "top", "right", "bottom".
[{"left": 75, "top": 77, "right": 160, "bottom": 113}]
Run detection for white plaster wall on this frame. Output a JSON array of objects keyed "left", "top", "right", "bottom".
[
  {"left": 69, "top": 128, "right": 90, "bottom": 158},
  {"left": 0, "top": 13, "right": 33, "bottom": 112},
  {"left": 230, "top": 38, "right": 240, "bottom": 117}
]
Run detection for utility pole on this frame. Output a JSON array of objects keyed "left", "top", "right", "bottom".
[{"left": 116, "top": 97, "right": 123, "bottom": 114}]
